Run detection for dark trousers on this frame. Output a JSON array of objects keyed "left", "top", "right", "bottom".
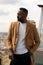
[{"left": 10, "top": 52, "right": 31, "bottom": 65}]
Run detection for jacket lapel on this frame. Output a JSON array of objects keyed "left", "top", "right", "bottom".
[
  {"left": 16, "top": 21, "right": 20, "bottom": 37},
  {"left": 25, "top": 21, "right": 31, "bottom": 39}
]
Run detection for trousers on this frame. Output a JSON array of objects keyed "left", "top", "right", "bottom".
[{"left": 10, "top": 52, "right": 31, "bottom": 65}]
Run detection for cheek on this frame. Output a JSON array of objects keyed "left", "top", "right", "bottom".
[
  {"left": 17, "top": 15, "right": 22, "bottom": 19},
  {"left": 21, "top": 14, "right": 25, "bottom": 18}
]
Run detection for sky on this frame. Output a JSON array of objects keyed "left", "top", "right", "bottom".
[{"left": 0, "top": 0, "right": 43, "bottom": 32}]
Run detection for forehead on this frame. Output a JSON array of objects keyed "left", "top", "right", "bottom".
[{"left": 18, "top": 10, "right": 25, "bottom": 14}]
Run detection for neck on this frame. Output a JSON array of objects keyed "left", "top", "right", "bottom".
[{"left": 22, "top": 19, "right": 27, "bottom": 23}]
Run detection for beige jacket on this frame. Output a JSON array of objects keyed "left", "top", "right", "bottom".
[{"left": 7, "top": 20, "right": 40, "bottom": 65}]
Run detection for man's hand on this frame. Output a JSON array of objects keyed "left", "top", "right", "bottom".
[
  {"left": 28, "top": 49, "right": 33, "bottom": 56},
  {"left": 8, "top": 49, "right": 14, "bottom": 60}
]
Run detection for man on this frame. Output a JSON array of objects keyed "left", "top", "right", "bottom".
[{"left": 7, "top": 8, "right": 40, "bottom": 65}]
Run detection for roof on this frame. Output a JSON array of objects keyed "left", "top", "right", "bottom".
[{"left": 38, "top": 5, "right": 43, "bottom": 7}]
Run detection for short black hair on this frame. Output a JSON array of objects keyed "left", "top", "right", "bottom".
[{"left": 20, "top": 7, "right": 28, "bottom": 16}]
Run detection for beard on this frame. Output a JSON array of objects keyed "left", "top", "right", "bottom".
[{"left": 17, "top": 17, "right": 25, "bottom": 23}]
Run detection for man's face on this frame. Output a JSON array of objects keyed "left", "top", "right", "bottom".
[{"left": 17, "top": 10, "right": 26, "bottom": 23}]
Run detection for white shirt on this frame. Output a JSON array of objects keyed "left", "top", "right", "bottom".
[{"left": 14, "top": 22, "right": 28, "bottom": 54}]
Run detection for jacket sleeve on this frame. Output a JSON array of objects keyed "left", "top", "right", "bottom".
[
  {"left": 30, "top": 25, "right": 40, "bottom": 53},
  {"left": 6, "top": 22, "right": 13, "bottom": 49}
]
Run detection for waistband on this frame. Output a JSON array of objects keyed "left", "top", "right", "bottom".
[{"left": 14, "top": 51, "right": 32, "bottom": 56}]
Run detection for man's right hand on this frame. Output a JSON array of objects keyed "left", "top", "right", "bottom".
[{"left": 8, "top": 49, "right": 14, "bottom": 60}]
